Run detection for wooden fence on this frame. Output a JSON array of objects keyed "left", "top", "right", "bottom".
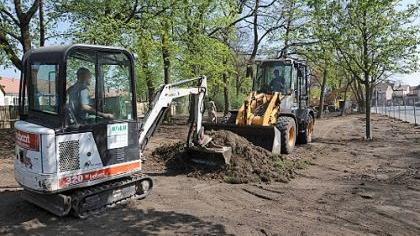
[{"left": 0, "top": 106, "right": 19, "bottom": 129}]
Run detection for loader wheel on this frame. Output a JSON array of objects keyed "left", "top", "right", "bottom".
[
  {"left": 276, "top": 116, "right": 296, "bottom": 154},
  {"left": 297, "top": 115, "right": 314, "bottom": 144}
]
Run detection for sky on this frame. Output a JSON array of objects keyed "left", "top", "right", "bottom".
[{"left": 1, "top": 1, "right": 420, "bottom": 86}]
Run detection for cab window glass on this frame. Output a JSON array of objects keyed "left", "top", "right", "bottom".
[
  {"left": 30, "top": 64, "right": 58, "bottom": 114},
  {"left": 255, "top": 62, "right": 292, "bottom": 94},
  {"left": 100, "top": 52, "right": 133, "bottom": 120},
  {"left": 298, "top": 67, "right": 307, "bottom": 96},
  {"left": 65, "top": 50, "right": 134, "bottom": 127},
  {"left": 66, "top": 51, "right": 98, "bottom": 125}
]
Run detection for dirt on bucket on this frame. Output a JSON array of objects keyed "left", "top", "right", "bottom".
[{"left": 150, "top": 130, "right": 306, "bottom": 184}]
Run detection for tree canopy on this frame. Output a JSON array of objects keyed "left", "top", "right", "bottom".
[{"left": 0, "top": 0, "right": 419, "bottom": 138}]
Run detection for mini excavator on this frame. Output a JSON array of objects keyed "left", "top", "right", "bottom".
[{"left": 14, "top": 44, "right": 230, "bottom": 218}]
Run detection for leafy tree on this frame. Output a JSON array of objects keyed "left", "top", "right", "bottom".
[
  {"left": 0, "top": 0, "right": 44, "bottom": 70},
  {"left": 309, "top": 0, "right": 419, "bottom": 139}
]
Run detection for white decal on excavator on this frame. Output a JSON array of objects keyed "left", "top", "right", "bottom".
[{"left": 107, "top": 123, "right": 128, "bottom": 149}]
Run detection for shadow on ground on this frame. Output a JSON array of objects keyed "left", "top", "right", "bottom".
[{"left": 0, "top": 190, "right": 229, "bottom": 236}]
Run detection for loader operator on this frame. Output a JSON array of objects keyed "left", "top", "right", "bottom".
[
  {"left": 67, "top": 67, "right": 114, "bottom": 123},
  {"left": 269, "top": 69, "right": 285, "bottom": 93}
]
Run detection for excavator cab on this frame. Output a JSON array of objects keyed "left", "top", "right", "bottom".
[
  {"left": 17, "top": 45, "right": 142, "bottom": 182},
  {"left": 19, "top": 45, "right": 137, "bottom": 128}
]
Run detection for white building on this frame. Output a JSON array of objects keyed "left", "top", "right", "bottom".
[
  {"left": 0, "top": 77, "right": 20, "bottom": 106},
  {"left": 414, "top": 85, "right": 420, "bottom": 97},
  {"left": 373, "top": 83, "right": 393, "bottom": 106},
  {"left": 393, "top": 84, "right": 410, "bottom": 97}
]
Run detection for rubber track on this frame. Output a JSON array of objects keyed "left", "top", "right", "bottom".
[{"left": 71, "top": 174, "right": 153, "bottom": 218}]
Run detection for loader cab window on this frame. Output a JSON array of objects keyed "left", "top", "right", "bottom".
[
  {"left": 29, "top": 63, "right": 59, "bottom": 114},
  {"left": 66, "top": 50, "right": 134, "bottom": 126},
  {"left": 255, "top": 62, "right": 292, "bottom": 94},
  {"left": 296, "top": 66, "right": 307, "bottom": 96}
]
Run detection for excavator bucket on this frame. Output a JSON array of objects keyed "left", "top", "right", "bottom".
[
  {"left": 187, "top": 145, "right": 232, "bottom": 166},
  {"left": 203, "top": 123, "right": 281, "bottom": 155}
]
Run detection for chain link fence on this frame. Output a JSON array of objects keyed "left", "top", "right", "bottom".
[{"left": 372, "top": 104, "right": 419, "bottom": 125}]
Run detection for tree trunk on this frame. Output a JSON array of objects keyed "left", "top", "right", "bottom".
[
  {"left": 317, "top": 63, "right": 328, "bottom": 118},
  {"left": 246, "top": 0, "right": 259, "bottom": 79},
  {"left": 280, "top": 17, "right": 292, "bottom": 58},
  {"left": 223, "top": 64, "right": 229, "bottom": 115},
  {"left": 21, "top": 23, "right": 32, "bottom": 53},
  {"left": 39, "top": 0, "right": 45, "bottom": 46},
  {"left": 236, "top": 72, "right": 241, "bottom": 97},
  {"left": 140, "top": 47, "right": 154, "bottom": 107},
  {"left": 362, "top": 8, "right": 371, "bottom": 139},
  {"left": 340, "top": 79, "right": 351, "bottom": 116},
  {"left": 161, "top": 20, "right": 171, "bottom": 84},
  {"left": 356, "top": 80, "right": 365, "bottom": 112},
  {"left": 365, "top": 78, "right": 372, "bottom": 140}
]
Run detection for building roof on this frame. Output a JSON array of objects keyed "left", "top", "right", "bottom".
[
  {"left": 374, "top": 83, "right": 392, "bottom": 92},
  {"left": 394, "top": 84, "right": 410, "bottom": 91},
  {"left": 0, "top": 77, "right": 20, "bottom": 94}
]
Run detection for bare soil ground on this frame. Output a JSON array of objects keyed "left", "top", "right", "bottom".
[
  {"left": 0, "top": 114, "right": 419, "bottom": 236},
  {"left": 149, "top": 130, "right": 302, "bottom": 183}
]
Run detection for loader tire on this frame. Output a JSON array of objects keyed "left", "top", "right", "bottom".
[
  {"left": 276, "top": 116, "right": 296, "bottom": 154},
  {"left": 297, "top": 115, "right": 314, "bottom": 144}
]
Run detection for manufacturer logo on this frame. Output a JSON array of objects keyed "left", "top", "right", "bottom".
[
  {"left": 59, "top": 161, "right": 141, "bottom": 188},
  {"left": 16, "top": 130, "right": 39, "bottom": 151}
]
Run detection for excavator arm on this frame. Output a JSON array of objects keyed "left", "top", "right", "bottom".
[
  {"left": 137, "top": 76, "right": 231, "bottom": 165},
  {"left": 138, "top": 76, "right": 207, "bottom": 152}
]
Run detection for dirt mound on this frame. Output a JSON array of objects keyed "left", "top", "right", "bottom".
[{"left": 151, "top": 130, "right": 305, "bottom": 183}]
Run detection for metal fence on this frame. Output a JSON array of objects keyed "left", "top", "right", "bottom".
[{"left": 372, "top": 104, "right": 419, "bottom": 125}]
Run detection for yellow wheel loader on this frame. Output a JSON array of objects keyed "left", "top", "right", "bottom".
[{"left": 205, "top": 58, "right": 315, "bottom": 154}]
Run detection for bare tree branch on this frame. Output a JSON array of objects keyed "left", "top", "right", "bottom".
[{"left": 0, "top": 31, "right": 22, "bottom": 70}]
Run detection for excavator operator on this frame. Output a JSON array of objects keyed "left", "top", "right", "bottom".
[{"left": 67, "top": 67, "right": 114, "bottom": 123}]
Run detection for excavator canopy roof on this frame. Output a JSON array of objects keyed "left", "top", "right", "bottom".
[{"left": 23, "top": 44, "right": 133, "bottom": 64}]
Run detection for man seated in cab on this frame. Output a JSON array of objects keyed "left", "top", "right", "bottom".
[
  {"left": 269, "top": 69, "right": 286, "bottom": 93},
  {"left": 67, "top": 67, "right": 114, "bottom": 123}
]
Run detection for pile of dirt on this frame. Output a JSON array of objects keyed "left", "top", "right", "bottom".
[{"left": 151, "top": 130, "right": 306, "bottom": 183}]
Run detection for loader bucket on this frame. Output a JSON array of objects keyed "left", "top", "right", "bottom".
[{"left": 203, "top": 123, "right": 281, "bottom": 155}]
